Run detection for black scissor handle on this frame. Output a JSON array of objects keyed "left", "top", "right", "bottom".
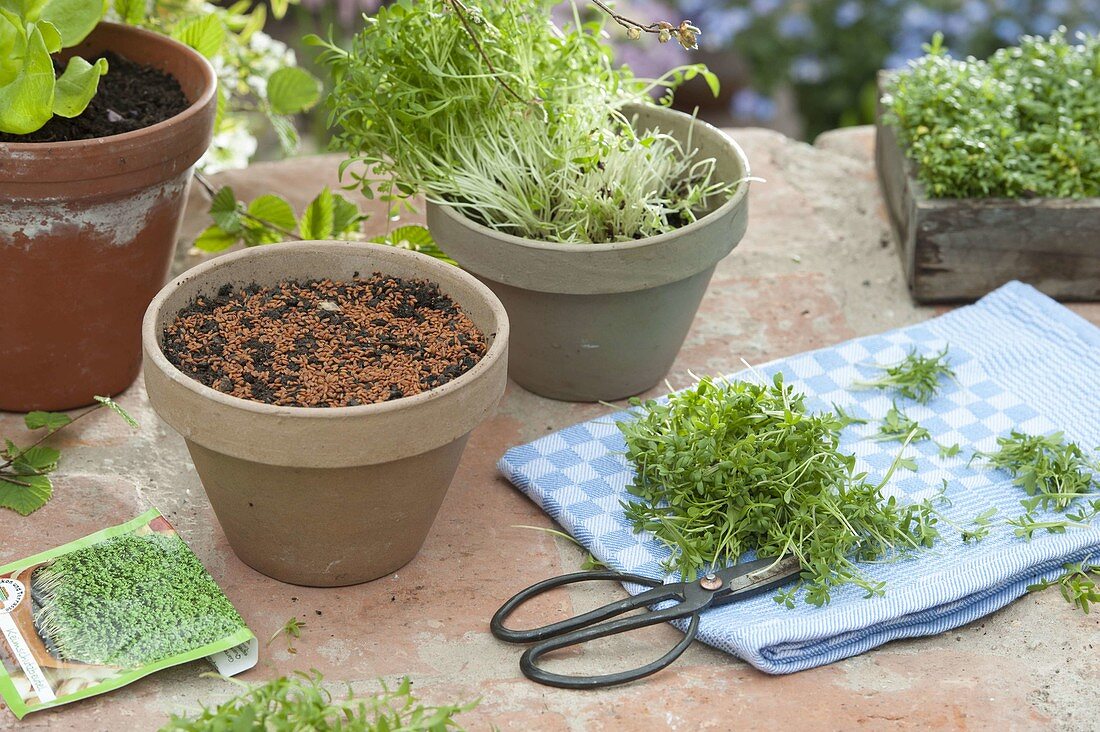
[
  {"left": 521, "top": 604, "right": 700, "bottom": 689},
  {"left": 491, "top": 570, "right": 675, "bottom": 644}
]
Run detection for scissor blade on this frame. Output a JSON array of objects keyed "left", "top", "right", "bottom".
[{"left": 715, "top": 555, "right": 802, "bottom": 599}]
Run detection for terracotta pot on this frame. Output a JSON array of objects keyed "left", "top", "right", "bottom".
[
  {"left": 426, "top": 104, "right": 750, "bottom": 402},
  {"left": 0, "top": 22, "right": 217, "bottom": 412},
  {"left": 142, "top": 242, "right": 509, "bottom": 586}
]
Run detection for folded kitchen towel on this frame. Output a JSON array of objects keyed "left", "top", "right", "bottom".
[{"left": 497, "top": 281, "right": 1100, "bottom": 674}]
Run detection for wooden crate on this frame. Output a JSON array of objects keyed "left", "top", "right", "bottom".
[{"left": 874, "top": 76, "right": 1100, "bottom": 304}]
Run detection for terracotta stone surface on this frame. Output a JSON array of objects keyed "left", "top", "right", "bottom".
[{"left": 2, "top": 126, "right": 1098, "bottom": 731}]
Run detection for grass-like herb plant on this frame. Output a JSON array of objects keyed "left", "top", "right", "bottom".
[
  {"left": 973, "top": 431, "right": 1098, "bottom": 512},
  {"left": 1028, "top": 562, "right": 1100, "bottom": 614},
  {"left": 309, "top": 0, "right": 734, "bottom": 245},
  {"left": 855, "top": 347, "right": 954, "bottom": 404},
  {"left": 883, "top": 30, "right": 1100, "bottom": 199},
  {"left": 0, "top": 0, "right": 108, "bottom": 134},
  {"left": 33, "top": 531, "right": 247, "bottom": 667},
  {"left": 873, "top": 402, "right": 931, "bottom": 444},
  {"left": 161, "top": 672, "right": 475, "bottom": 731},
  {"left": 971, "top": 429, "right": 1100, "bottom": 615},
  {"left": 268, "top": 616, "right": 306, "bottom": 654},
  {"left": 618, "top": 373, "right": 938, "bottom": 607}
]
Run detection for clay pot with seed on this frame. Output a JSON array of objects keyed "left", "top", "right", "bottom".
[
  {"left": 142, "top": 242, "right": 509, "bottom": 587},
  {"left": 426, "top": 103, "right": 750, "bottom": 402},
  {"left": 0, "top": 23, "right": 216, "bottom": 411}
]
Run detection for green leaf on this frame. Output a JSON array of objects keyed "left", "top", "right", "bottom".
[
  {"left": 0, "top": 473, "right": 52, "bottom": 515},
  {"left": 937, "top": 442, "right": 961, "bottom": 459},
  {"left": 93, "top": 395, "right": 139, "bottom": 428},
  {"left": 330, "top": 193, "right": 365, "bottom": 237},
  {"left": 266, "top": 66, "right": 321, "bottom": 115},
  {"left": 33, "top": 0, "right": 104, "bottom": 46},
  {"left": 268, "top": 0, "right": 288, "bottom": 19},
  {"left": 701, "top": 69, "right": 720, "bottom": 98},
  {"left": 24, "top": 411, "right": 72, "bottom": 432},
  {"left": 113, "top": 0, "right": 144, "bottom": 25},
  {"left": 266, "top": 111, "right": 299, "bottom": 155},
  {"left": 247, "top": 195, "right": 297, "bottom": 233},
  {"left": 36, "top": 18, "right": 60, "bottom": 52},
  {"left": 369, "top": 225, "right": 455, "bottom": 264},
  {"left": 0, "top": 11, "right": 25, "bottom": 85},
  {"left": 299, "top": 188, "right": 335, "bottom": 240},
  {"left": 52, "top": 55, "right": 107, "bottom": 118},
  {"left": 0, "top": 23, "right": 55, "bottom": 135},
  {"left": 12, "top": 445, "right": 60, "bottom": 474},
  {"left": 213, "top": 82, "right": 227, "bottom": 129},
  {"left": 239, "top": 220, "right": 283, "bottom": 247},
  {"left": 209, "top": 186, "right": 243, "bottom": 233},
  {"left": 193, "top": 225, "right": 238, "bottom": 252},
  {"left": 171, "top": 14, "right": 225, "bottom": 60}
]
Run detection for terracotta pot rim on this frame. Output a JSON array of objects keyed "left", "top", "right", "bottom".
[
  {"left": 142, "top": 241, "right": 510, "bottom": 421},
  {"left": 429, "top": 104, "right": 751, "bottom": 254},
  {"left": 0, "top": 22, "right": 216, "bottom": 155}
]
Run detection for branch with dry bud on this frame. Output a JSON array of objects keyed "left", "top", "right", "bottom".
[
  {"left": 441, "top": 0, "right": 701, "bottom": 107},
  {"left": 588, "top": 0, "right": 701, "bottom": 49}
]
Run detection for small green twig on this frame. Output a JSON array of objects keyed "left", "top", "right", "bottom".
[
  {"left": 0, "top": 399, "right": 111, "bottom": 473},
  {"left": 1028, "top": 562, "right": 1100, "bottom": 613},
  {"left": 194, "top": 172, "right": 300, "bottom": 240},
  {"left": 873, "top": 402, "right": 931, "bottom": 444},
  {"left": 1, "top": 397, "right": 137, "bottom": 515},
  {"left": 268, "top": 617, "right": 306, "bottom": 654},
  {"left": 854, "top": 347, "right": 954, "bottom": 404}
]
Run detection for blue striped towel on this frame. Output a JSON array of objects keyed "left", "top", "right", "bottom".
[{"left": 498, "top": 282, "right": 1100, "bottom": 674}]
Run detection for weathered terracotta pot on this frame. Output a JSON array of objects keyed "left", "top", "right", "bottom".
[
  {"left": 426, "top": 104, "right": 750, "bottom": 402},
  {"left": 142, "top": 242, "right": 509, "bottom": 586},
  {"left": 0, "top": 22, "right": 217, "bottom": 412}
]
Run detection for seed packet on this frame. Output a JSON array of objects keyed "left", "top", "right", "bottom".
[{"left": 0, "top": 509, "right": 255, "bottom": 719}]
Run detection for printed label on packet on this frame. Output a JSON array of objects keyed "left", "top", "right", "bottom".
[
  {"left": 0, "top": 578, "right": 56, "bottom": 704},
  {"left": 207, "top": 636, "right": 258, "bottom": 676}
]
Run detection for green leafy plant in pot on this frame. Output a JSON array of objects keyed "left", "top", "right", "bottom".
[
  {"left": 0, "top": 0, "right": 107, "bottom": 134},
  {"left": 311, "top": 0, "right": 751, "bottom": 402},
  {"left": 0, "top": 6, "right": 217, "bottom": 411}
]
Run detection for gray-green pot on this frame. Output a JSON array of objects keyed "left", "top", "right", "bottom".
[
  {"left": 142, "top": 242, "right": 509, "bottom": 586},
  {"left": 426, "top": 104, "right": 750, "bottom": 402}
]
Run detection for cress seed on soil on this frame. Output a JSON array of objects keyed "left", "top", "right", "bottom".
[{"left": 162, "top": 274, "right": 488, "bottom": 408}]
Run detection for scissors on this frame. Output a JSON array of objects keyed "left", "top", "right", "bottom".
[{"left": 490, "top": 555, "right": 801, "bottom": 689}]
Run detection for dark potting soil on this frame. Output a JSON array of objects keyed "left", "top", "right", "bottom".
[
  {"left": 162, "top": 275, "right": 489, "bottom": 408},
  {"left": 0, "top": 52, "right": 189, "bottom": 144}
]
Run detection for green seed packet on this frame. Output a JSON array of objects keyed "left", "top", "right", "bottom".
[{"left": 0, "top": 509, "right": 255, "bottom": 719}]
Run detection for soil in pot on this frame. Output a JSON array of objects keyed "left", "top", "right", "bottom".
[
  {"left": 0, "top": 52, "right": 188, "bottom": 143},
  {"left": 161, "top": 274, "right": 488, "bottom": 407}
]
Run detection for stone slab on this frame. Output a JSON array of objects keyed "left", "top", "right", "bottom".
[{"left": 2, "top": 126, "right": 1098, "bottom": 731}]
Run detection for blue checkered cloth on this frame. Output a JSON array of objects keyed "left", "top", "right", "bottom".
[{"left": 498, "top": 282, "right": 1100, "bottom": 674}]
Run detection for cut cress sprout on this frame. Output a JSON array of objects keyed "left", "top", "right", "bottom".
[{"left": 617, "top": 373, "right": 938, "bottom": 607}]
